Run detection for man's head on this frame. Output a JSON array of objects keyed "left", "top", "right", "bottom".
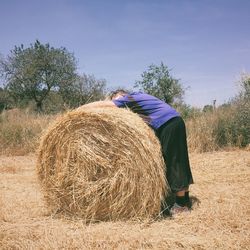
[{"left": 109, "top": 89, "right": 128, "bottom": 100}]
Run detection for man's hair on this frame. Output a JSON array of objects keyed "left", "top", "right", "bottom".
[{"left": 108, "top": 89, "right": 128, "bottom": 100}]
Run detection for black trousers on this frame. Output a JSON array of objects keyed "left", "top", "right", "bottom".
[{"left": 156, "top": 117, "right": 194, "bottom": 193}]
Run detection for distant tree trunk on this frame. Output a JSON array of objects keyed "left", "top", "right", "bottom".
[{"left": 36, "top": 101, "right": 43, "bottom": 112}]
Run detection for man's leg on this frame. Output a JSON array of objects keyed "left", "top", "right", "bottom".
[{"left": 156, "top": 117, "right": 194, "bottom": 214}]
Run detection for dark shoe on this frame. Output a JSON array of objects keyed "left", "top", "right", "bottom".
[
  {"left": 161, "top": 206, "right": 171, "bottom": 217},
  {"left": 186, "top": 198, "right": 192, "bottom": 209}
]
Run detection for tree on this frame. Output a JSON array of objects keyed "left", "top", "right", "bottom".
[
  {"left": 203, "top": 105, "right": 213, "bottom": 113},
  {"left": 60, "top": 73, "right": 107, "bottom": 108},
  {"left": 0, "top": 40, "right": 77, "bottom": 111},
  {"left": 134, "top": 62, "right": 185, "bottom": 104}
]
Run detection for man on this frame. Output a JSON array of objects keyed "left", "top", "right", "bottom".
[{"left": 81, "top": 90, "right": 194, "bottom": 215}]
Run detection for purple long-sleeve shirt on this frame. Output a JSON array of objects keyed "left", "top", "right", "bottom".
[{"left": 112, "top": 92, "right": 180, "bottom": 129}]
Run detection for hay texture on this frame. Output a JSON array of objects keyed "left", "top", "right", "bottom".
[{"left": 37, "top": 107, "right": 168, "bottom": 221}]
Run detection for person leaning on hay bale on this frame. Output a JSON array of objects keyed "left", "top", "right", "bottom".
[{"left": 79, "top": 90, "right": 194, "bottom": 215}]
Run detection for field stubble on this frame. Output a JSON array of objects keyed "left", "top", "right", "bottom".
[{"left": 0, "top": 150, "right": 250, "bottom": 249}]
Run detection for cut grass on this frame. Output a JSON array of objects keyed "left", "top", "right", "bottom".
[{"left": 1, "top": 150, "right": 250, "bottom": 249}]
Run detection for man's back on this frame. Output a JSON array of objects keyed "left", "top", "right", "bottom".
[{"left": 112, "top": 92, "right": 180, "bottom": 129}]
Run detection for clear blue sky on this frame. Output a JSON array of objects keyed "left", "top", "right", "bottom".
[{"left": 0, "top": 0, "right": 249, "bottom": 107}]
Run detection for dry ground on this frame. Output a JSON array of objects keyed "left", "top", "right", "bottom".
[{"left": 0, "top": 150, "right": 250, "bottom": 249}]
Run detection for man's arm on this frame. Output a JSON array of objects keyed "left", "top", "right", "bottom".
[{"left": 76, "top": 100, "right": 116, "bottom": 111}]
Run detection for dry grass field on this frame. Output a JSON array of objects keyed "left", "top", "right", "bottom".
[{"left": 0, "top": 150, "right": 250, "bottom": 249}]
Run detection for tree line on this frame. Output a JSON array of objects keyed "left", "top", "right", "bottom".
[
  {"left": 0, "top": 40, "right": 107, "bottom": 112},
  {"left": 0, "top": 40, "right": 186, "bottom": 113},
  {"left": 1, "top": 40, "right": 249, "bottom": 117}
]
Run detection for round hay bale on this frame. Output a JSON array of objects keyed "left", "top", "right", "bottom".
[{"left": 37, "top": 107, "right": 168, "bottom": 221}]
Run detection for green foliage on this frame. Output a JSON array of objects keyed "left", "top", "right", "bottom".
[
  {"left": 0, "top": 87, "right": 11, "bottom": 111},
  {"left": 203, "top": 105, "right": 213, "bottom": 113},
  {"left": 213, "top": 101, "right": 249, "bottom": 148},
  {"left": 239, "top": 73, "right": 250, "bottom": 99},
  {"left": 224, "top": 74, "right": 250, "bottom": 147},
  {"left": 38, "top": 91, "right": 65, "bottom": 114},
  {"left": 60, "top": 73, "right": 107, "bottom": 108},
  {"left": 234, "top": 101, "right": 250, "bottom": 147},
  {"left": 134, "top": 62, "right": 184, "bottom": 105},
  {"left": 0, "top": 40, "right": 77, "bottom": 111},
  {"left": 174, "top": 102, "right": 202, "bottom": 120}
]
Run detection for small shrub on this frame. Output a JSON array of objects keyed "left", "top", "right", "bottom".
[{"left": 187, "top": 101, "right": 250, "bottom": 152}]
